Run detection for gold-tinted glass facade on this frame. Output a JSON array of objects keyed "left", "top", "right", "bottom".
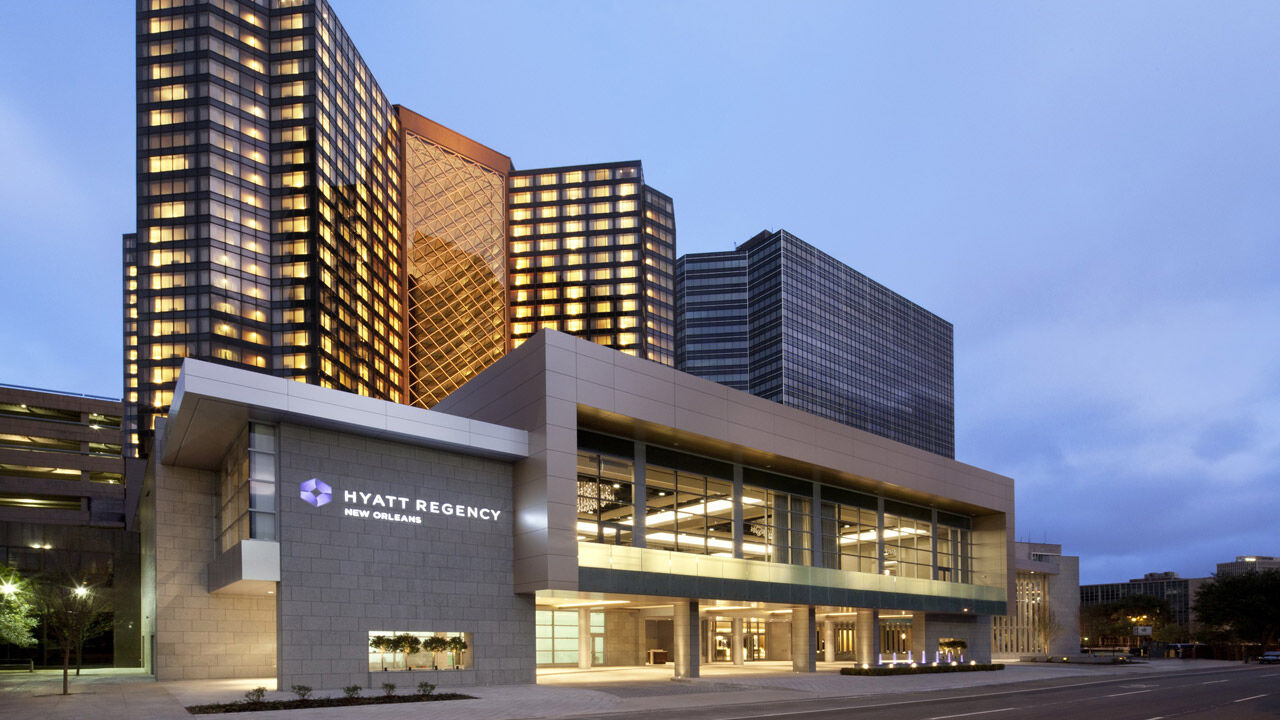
[
  {"left": 130, "top": 0, "right": 404, "bottom": 456},
  {"left": 508, "top": 161, "right": 675, "bottom": 365},
  {"left": 401, "top": 121, "right": 509, "bottom": 407}
]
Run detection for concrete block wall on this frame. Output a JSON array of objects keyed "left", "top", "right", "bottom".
[
  {"left": 275, "top": 424, "right": 532, "bottom": 689},
  {"left": 152, "top": 462, "right": 276, "bottom": 680}
]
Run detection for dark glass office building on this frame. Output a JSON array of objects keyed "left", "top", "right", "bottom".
[
  {"left": 507, "top": 161, "right": 676, "bottom": 365},
  {"left": 677, "top": 230, "right": 955, "bottom": 458}
]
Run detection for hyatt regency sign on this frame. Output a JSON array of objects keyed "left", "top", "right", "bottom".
[{"left": 300, "top": 478, "right": 502, "bottom": 525}]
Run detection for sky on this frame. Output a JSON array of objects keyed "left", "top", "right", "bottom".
[{"left": 1, "top": 1, "right": 1277, "bottom": 585}]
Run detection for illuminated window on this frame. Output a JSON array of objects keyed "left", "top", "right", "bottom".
[
  {"left": 538, "top": 239, "right": 558, "bottom": 252},
  {"left": 538, "top": 304, "right": 557, "bottom": 317},
  {"left": 590, "top": 202, "right": 611, "bottom": 214},
  {"left": 538, "top": 206, "right": 559, "bottom": 219},
  {"left": 564, "top": 220, "right": 585, "bottom": 232},
  {"left": 565, "top": 319, "right": 585, "bottom": 332},
  {"left": 590, "top": 169, "right": 611, "bottom": 181},
  {"left": 591, "top": 268, "right": 613, "bottom": 280},
  {"left": 565, "top": 303, "right": 584, "bottom": 315},
  {"left": 510, "top": 176, "right": 531, "bottom": 188},
  {"left": 512, "top": 322, "right": 534, "bottom": 335},
  {"left": 565, "top": 187, "right": 585, "bottom": 200},
  {"left": 537, "top": 173, "right": 558, "bottom": 185},
  {"left": 537, "top": 190, "right": 558, "bottom": 202},
  {"left": 594, "top": 301, "right": 613, "bottom": 313},
  {"left": 511, "top": 191, "right": 532, "bottom": 204},
  {"left": 563, "top": 170, "right": 584, "bottom": 183},
  {"left": 147, "top": 154, "right": 190, "bottom": 173},
  {"left": 565, "top": 286, "right": 586, "bottom": 299},
  {"left": 618, "top": 183, "right": 637, "bottom": 196},
  {"left": 564, "top": 236, "right": 586, "bottom": 250},
  {"left": 564, "top": 270, "right": 585, "bottom": 281},
  {"left": 511, "top": 225, "right": 532, "bottom": 237},
  {"left": 511, "top": 241, "right": 533, "bottom": 253},
  {"left": 510, "top": 209, "right": 533, "bottom": 221}
]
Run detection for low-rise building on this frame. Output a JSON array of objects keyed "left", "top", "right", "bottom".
[
  {"left": 991, "top": 542, "right": 1079, "bottom": 659},
  {"left": 142, "top": 331, "right": 1015, "bottom": 687}
]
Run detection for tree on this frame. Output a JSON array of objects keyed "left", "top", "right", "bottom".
[
  {"left": 31, "top": 578, "right": 111, "bottom": 695},
  {"left": 394, "top": 634, "right": 421, "bottom": 669},
  {"left": 0, "top": 571, "right": 37, "bottom": 648},
  {"left": 369, "top": 635, "right": 392, "bottom": 669},
  {"left": 423, "top": 635, "right": 447, "bottom": 669},
  {"left": 1081, "top": 595, "right": 1174, "bottom": 646},
  {"left": 445, "top": 636, "right": 467, "bottom": 669},
  {"left": 1194, "top": 570, "right": 1280, "bottom": 650}
]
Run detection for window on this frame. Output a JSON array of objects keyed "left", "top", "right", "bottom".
[
  {"left": 576, "top": 451, "right": 634, "bottom": 545},
  {"left": 645, "top": 465, "right": 734, "bottom": 556},
  {"left": 742, "top": 485, "right": 811, "bottom": 565}
]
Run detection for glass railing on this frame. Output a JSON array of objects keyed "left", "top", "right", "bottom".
[{"left": 577, "top": 542, "right": 1005, "bottom": 604}]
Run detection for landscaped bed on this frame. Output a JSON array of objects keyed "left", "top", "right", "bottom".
[
  {"left": 840, "top": 663, "right": 1004, "bottom": 676},
  {"left": 186, "top": 684, "right": 473, "bottom": 714}
]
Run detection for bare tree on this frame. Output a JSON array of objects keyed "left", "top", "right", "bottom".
[{"left": 31, "top": 578, "right": 111, "bottom": 695}]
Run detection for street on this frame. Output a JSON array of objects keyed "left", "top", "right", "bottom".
[{"left": 564, "top": 665, "right": 1280, "bottom": 720}]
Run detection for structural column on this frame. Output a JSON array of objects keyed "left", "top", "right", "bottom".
[
  {"left": 791, "top": 605, "right": 816, "bottom": 673},
  {"left": 856, "top": 609, "right": 880, "bottom": 665},
  {"left": 578, "top": 608, "right": 592, "bottom": 669},
  {"left": 673, "top": 601, "right": 700, "bottom": 679},
  {"left": 823, "top": 619, "right": 835, "bottom": 663},
  {"left": 732, "top": 617, "right": 745, "bottom": 665}
]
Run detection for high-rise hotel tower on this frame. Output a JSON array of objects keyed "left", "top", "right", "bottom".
[
  {"left": 129, "top": 0, "right": 405, "bottom": 453},
  {"left": 507, "top": 162, "right": 676, "bottom": 365},
  {"left": 127, "top": 0, "right": 674, "bottom": 455}
]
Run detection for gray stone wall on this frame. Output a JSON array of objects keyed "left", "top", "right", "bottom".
[
  {"left": 922, "top": 613, "right": 994, "bottom": 664},
  {"left": 151, "top": 461, "right": 276, "bottom": 680},
  {"left": 1049, "top": 555, "right": 1081, "bottom": 657},
  {"left": 275, "top": 423, "right": 531, "bottom": 688}
]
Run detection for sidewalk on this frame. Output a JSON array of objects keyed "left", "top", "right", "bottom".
[{"left": 0, "top": 659, "right": 1247, "bottom": 720}]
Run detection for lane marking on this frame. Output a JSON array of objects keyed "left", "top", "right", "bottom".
[
  {"left": 1234, "top": 694, "right": 1268, "bottom": 703},
  {"left": 1104, "top": 690, "right": 1152, "bottom": 698},
  {"left": 1142, "top": 717, "right": 1164, "bottom": 720},
  {"left": 1201, "top": 679, "right": 1228, "bottom": 684},
  {"left": 677, "top": 666, "right": 1266, "bottom": 720},
  {"left": 927, "top": 709, "right": 1016, "bottom": 720}
]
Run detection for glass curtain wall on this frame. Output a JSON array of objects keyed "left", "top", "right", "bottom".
[
  {"left": 881, "top": 506, "right": 932, "bottom": 579},
  {"left": 742, "top": 485, "right": 811, "bottom": 566},
  {"left": 644, "top": 464, "right": 734, "bottom": 555},
  {"left": 576, "top": 450, "right": 635, "bottom": 544}
]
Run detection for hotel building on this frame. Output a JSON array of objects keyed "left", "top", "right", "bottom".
[
  {"left": 128, "top": 1, "right": 676, "bottom": 459},
  {"left": 677, "top": 229, "right": 955, "bottom": 457},
  {"left": 143, "top": 332, "right": 1012, "bottom": 686},
  {"left": 130, "top": 0, "right": 406, "bottom": 457},
  {"left": 508, "top": 161, "right": 677, "bottom": 365}
]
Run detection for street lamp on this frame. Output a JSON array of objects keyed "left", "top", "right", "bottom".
[
  {"left": 72, "top": 585, "right": 89, "bottom": 599},
  {"left": 0, "top": 581, "right": 17, "bottom": 596}
]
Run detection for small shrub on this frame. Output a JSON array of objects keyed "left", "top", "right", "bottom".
[
  {"left": 381, "top": 682, "right": 396, "bottom": 697},
  {"left": 243, "top": 687, "right": 267, "bottom": 703},
  {"left": 417, "top": 681, "right": 436, "bottom": 696},
  {"left": 343, "top": 685, "right": 362, "bottom": 699},
  {"left": 290, "top": 685, "right": 312, "bottom": 699}
]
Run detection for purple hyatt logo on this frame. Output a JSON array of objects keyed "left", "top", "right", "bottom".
[{"left": 300, "top": 478, "right": 332, "bottom": 507}]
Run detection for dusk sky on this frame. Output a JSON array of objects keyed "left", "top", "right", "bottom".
[{"left": 1, "top": 1, "right": 1277, "bottom": 585}]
